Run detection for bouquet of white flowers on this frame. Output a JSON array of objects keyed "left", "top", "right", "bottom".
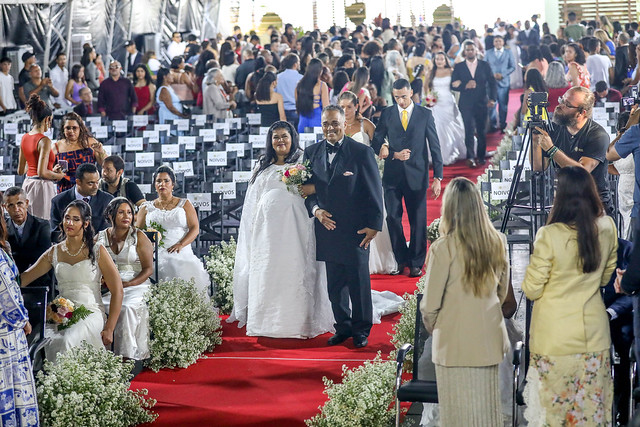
[
  {"left": 145, "top": 278, "right": 222, "bottom": 371},
  {"left": 204, "top": 237, "right": 237, "bottom": 315},
  {"left": 37, "top": 342, "right": 157, "bottom": 426},
  {"left": 426, "top": 217, "right": 441, "bottom": 244},
  {"left": 305, "top": 352, "right": 396, "bottom": 427}
]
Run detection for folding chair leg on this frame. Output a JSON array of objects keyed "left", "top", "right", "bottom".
[{"left": 395, "top": 398, "right": 401, "bottom": 427}]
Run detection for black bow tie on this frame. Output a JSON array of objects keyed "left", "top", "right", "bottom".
[{"left": 327, "top": 142, "right": 340, "bottom": 154}]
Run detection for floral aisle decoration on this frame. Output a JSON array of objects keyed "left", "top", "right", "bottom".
[
  {"left": 46, "top": 296, "right": 91, "bottom": 330},
  {"left": 204, "top": 237, "right": 237, "bottom": 314},
  {"left": 426, "top": 217, "right": 441, "bottom": 244},
  {"left": 37, "top": 342, "right": 157, "bottom": 426},
  {"left": 145, "top": 278, "right": 222, "bottom": 371},
  {"left": 476, "top": 128, "right": 516, "bottom": 221},
  {"left": 305, "top": 352, "right": 396, "bottom": 427},
  {"left": 389, "top": 274, "right": 427, "bottom": 368}
]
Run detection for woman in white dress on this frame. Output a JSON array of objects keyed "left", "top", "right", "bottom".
[
  {"left": 99, "top": 197, "right": 153, "bottom": 360},
  {"left": 21, "top": 200, "right": 123, "bottom": 363},
  {"left": 338, "top": 91, "right": 397, "bottom": 274},
  {"left": 610, "top": 112, "right": 635, "bottom": 239},
  {"left": 229, "top": 121, "right": 335, "bottom": 338},
  {"left": 506, "top": 26, "right": 524, "bottom": 89},
  {"left": 425, "top": 52, "right": 467, "bottom": 165},
  {"left": 136, "top": 166, "right": 210, "bottom": 295}
]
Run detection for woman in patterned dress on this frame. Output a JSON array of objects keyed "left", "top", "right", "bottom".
[
  {"left": 52, "top": 112, "right": 106, "bottom": 193},
  {"left": 0, "top": 206, "right": 39, "bottom": 426}
]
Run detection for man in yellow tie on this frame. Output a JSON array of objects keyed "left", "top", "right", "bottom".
[{"left": 371, "top": 78, "right": 444, "bottom": 277}]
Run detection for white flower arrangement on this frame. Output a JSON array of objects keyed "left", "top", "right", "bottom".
[
  {"left": 426, "top": 217, "right": 441, "bottom": 244},
  {"left": 204, "top": 237, "right": 237, "bottom": 315},
  {"left": 389, "top": 275, "right": 426, "bottom": 368},
  {"left": 36, "top": 342, "right": 157, "bottom": 427},
  {"left": 145, "top": 278, "right": 222, "bottom": 372},
  {"left": 305, "top": 352, "right": 396, "bottom": 427}
]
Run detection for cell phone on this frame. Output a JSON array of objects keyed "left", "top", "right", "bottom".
[
  {"left": 44, "top": 71, "right": 50, "bottom": 78},
  {"left": 58, "top": 160, "right": 68, "bottom": 173}
]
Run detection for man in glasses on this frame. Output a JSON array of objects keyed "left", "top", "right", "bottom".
[
  {"left": 97, "top": 60, "right": 137, "bottom": 120},
  {"left": 532, "top": 86, "right": 614, "bottom": 216}
]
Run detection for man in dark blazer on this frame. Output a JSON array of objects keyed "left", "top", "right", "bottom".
[
  {"left": 451, "top": 41, "right": 498, "bottom": 168},
  {"left": 50, "top": 163, "right": 113, "bottom": 241},
  {"left": 73, "top": 87, "right": 97, "bottom": 118},
  {"left": 304, "top": 105, "right": 383, "bottom": 348},
  {"left": 613, "top": 32, "right": 630, "bottom": 90},
  {"left": 371, "top": 78, "right": 443, "bottom": 278},
  {"left": 3, "top": 187, "right": 53, "bottom": 290}
]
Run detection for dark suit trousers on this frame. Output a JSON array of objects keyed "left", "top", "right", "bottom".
[
  {"left": 460, "top": 103, "right": 488, "bottom": 160},
  {"left": 384, "top": 180, "right": 427, "bottom": 269},
  {"left": 325, "top": 261, "right": 373, "bottom": 337}
]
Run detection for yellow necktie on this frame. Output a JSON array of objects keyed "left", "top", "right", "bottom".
[{"left": 401, "top": 110, "right": 408, "bottom": 130}]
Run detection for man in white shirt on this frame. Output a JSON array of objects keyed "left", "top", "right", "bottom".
[
  {"left": 586, "top": 38, "right": 613, "bottom": 88},
  {"left": 49, "top": 52, "right": 69, "bottom": 108},
  {"left": 0, "top": 57, "right": 17, "bottom": 113},
  {"left": 125, "top": 40, "right": 142, "bottom": 72},
  {"left": 166, "top": 32, "right": 186, "bottom": 60}
]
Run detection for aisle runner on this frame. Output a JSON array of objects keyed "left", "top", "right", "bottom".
[{"left": 133, "top": 91, "right": 523, "bottom": 426}]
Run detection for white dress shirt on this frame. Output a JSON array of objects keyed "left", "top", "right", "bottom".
[
  {"left": 75, "top": 187, "right": 91, "bottom": 203},
  {"left": 50, "top": 65, "right": 69, "bottom": 106},
  {"left": 397, "top": 101, "right": 415, "bottom": 122}
]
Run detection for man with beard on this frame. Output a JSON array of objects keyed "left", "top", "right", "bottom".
[
  {"left": 531, "top": 86, "right": 614, "bottom": 216},
  {"left": 99, "top": 155, "right": 145, "bottom": 207}
]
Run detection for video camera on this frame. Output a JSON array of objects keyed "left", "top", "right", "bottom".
[
  {"left": 622, "top": 86, "right": 640, "bottom": 111},
  {"left": 526, "top": 91, "right": 551, "bottom": 134}
]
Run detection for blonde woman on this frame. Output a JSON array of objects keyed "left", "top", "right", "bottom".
[
  {"left": 594, "top": 29, "right": 615, "bottom": 57},
  {"left": 420, "top": 177, "right": 510, "bottom": 426}
]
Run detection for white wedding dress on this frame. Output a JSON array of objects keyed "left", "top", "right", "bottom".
[
  {"left": 45, "top": 243, "right": 106, "bottom": 363},
  {"left": 351, "top": 124, "right": 398, "bottom": 274},
  {"left": 614, "top": 155, "right": 635, "bottom": 239},
  {"left": 431, "top": 75, "right": 467, "bottom": 165},
  {"left": 143, "top": 200, "right": 211, "bottom": 295},
  {"left": 230, "top": 159, "right": 404, "bottom": 338},
  {"left": 229, "top": 162, "right": 335, "bottom": 338},
  {"left": 99, "top": 229, "right": 150, "bottom": 360}
]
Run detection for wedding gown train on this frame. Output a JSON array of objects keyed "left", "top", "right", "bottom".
[{"left": 430, "top": 75, "right": 467, "bottom": 165}]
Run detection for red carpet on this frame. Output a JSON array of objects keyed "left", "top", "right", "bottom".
[{"left": 132, "top": 91, "right": 523, "bottom": 426}]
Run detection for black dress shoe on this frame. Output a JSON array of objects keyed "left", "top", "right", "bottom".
[
  {"left": 477, "top": 158, "right": 486, "bottom": 166},
  {"left": 353, "top": 336, "right": 368, "bottom": 348},
  {"left": 327, "top": 333, "right": 350, "bottom": 346},
  {"left": 409, "top": 267, "right": 422, "bottom": 277},
  {"left": 391, "top": 263, "right": 407, "bottom": 275}
]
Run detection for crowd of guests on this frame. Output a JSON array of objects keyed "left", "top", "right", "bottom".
[{"left": 6, "top": 12, "right": 640, "bottom": 427}]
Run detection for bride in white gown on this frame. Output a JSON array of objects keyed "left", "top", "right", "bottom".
[
  {"left": 427, "top": 52, "right": 467, "bottom": 165},
  {"left": 230, "top": 121, "right": 403, "bottom": 339},
  {"left": 136, "top": 166, "right": 211, "bottom": 296},
  {"left": 21, "top": 200, "right": 123, "bottom": 363},
  {"left": 338, "top": 91, "right": 397, "bottom": 275}
]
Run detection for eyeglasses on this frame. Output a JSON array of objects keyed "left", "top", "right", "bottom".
[
  {"left": 64, "top": 126, "right": 79, "bottom": 131},
  {"left": 558, "top": 96, "right": 581, "bottom": 109}
]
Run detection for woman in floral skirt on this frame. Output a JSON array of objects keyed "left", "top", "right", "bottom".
[{"left": 522, "top": 166, "right": 617, "bottom": 425}]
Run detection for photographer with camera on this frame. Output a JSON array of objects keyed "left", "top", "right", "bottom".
[{"left": 531, "top": 86, "right": 615, "bottom": 216}]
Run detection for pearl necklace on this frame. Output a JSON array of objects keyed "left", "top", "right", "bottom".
[{"left": 62, "top": 241, "right": 86, "bottom": 257}]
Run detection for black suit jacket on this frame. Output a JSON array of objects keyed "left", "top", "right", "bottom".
[
  {"left": 7, "top": 214, "right": 52, "bottom": 288},
  {"left": 613, "top": 46, "right": 630, "bottom": 88},
  {"left": 73, "top": 101, "right": 97, "bottom": 118},
  {"left": 451, "top": 59, "right": 498, "bottom": 107},
  {"left": 303, "top": 138, "right": 383, "bottom": 265},
  {"left": 50, "top": 187, "right": 113, "bottom": 241},
  {"left": 371, "top": 104, "right": 443, "bottom": 191}
]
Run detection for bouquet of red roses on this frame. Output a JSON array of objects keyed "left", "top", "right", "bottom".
[{"left": 46, "top": 296, "right": 92, "bottom": 330}]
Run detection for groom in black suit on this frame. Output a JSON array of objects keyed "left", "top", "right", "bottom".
[
  {"left": 304, "top": 105, "right": 383, "bottom": 348},
  {"left": 451, "top": 41, "right": 497, "bottom": 168},
  {"left": 371, "top": 78, "right": 443, "bottom": 278}
]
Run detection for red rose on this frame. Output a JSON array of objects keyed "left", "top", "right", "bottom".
[
  {"left": 65, "top": 312, "right": 73, "bottom": 319},
  {"left": 284, "top": 170, "right": 290, "bottom": 177}
]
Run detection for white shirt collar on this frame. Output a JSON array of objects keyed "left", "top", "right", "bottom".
[
  {"left": 75, "top": 187, "right": 90, "bottom": 202},
  {"left": 13, "top": 219, "right": 25, "bottom": 233},
  {"left": 398, "top": 101, "right": 415, "bottom": 116},
  {"left": 495, "top": 48, "right": 504, "bottom": 53}
]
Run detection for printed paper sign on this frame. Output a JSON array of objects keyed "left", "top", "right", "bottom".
[
  {"left": 172, "top": 161, "right": 194, "bottom": 176},
  {"left": 213, "top": 122, "right": 230, "bottom": 135},
  {"left": 138, "top": 184, "right": 151, "bottom": 194},
  {"left": 155, "top": 124, "right": 171, "bottom": 133},
  {"left": 179, "top": 136, "right": 196, "bottom": 150},
  {"left": 193, "top": 114, "right": 207, "bottom": 126},
  {"left": 604, "top": 102, "right": 620, "bottom": 113},
  {"left": 211, "top": 182, "right": 236, "bottom": 200},
  {"left": 200, "top": 128, "right": 216, "bottom": 142},
  {"left": 135, "top": 152, "right": 155, "bottom": 167},
  {"left": 174, "top": 119, "right": 189, "bottom": 131},
  {"left": 313, "top": 126, "right": 323, "bottom": 135},
  {"left": 187, "top": 193, "right": 211, "bottom": 211},
  {"left": 133, "top": 115, "right": 149, "bottom": 127},
  {"left": 226, "top": 143, "right": 245, "bottom": 156},
  {"left": 93, "top": 126, "right": 108, "bottom": 139},
  {"left": 232, "top": 171, "right": 252, "bottom": 183},
  {"left": 161, "top": 144, "right": 180, "bottom": 159},
  {"left": 113, "top": 120, "right": 128, "bottom": 132},
  {"left": 15, "top": 133, "right": 24, "bottom": 146},
  {"left": 102, "top": 145, "right": 113, "bottom": 156},
  {"left": 0, "top": 156, "right": 4, "bottom": 170},
  {"left": 259, "top": 126, "right": 270, "bottom": 135},
  {"left": 3, "top": 123, "right": 17, "bottom": 135},
  {"left": 125, "top": 137, "right": 143, "bottom": 151},
  {"left": 143, "top": 130, "right": 159, "bottom": 143},
  {"left": 246, "top": 113, "right": 261, "bottom": 125},
  {"left": 226, "top": 117, "right": 242, "bottom": 129},
  {"left": 491, "top": 181, "right": 511, "bottom": 200},
  {"left": 207, "top": 151, "right": 227, "bottom": 166},
  {"left": 299, "top": 133, "right": 316, "bottom": 148},
  {"left": 0, "top": 175, "right": 15, "bottom": 191},
  {"left": 85, "top": 116, "right": 101, "bottom": 128},
  {"left": 249, "top": 134, "right": 266, "bottom": 148}
]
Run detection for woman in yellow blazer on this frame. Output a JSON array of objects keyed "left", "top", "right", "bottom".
[
  {"left": 522, "top": 166, "right": 617, "bottom": 426},
  {"left": 420, "top": 177, "right": 510, "bottom": 426}
]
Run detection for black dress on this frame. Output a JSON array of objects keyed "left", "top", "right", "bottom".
[{"left": 257, "top": 103, "right": 280, "bottom": 127}]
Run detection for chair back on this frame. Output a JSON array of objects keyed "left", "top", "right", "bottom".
[
  {"left": 20, "top": 286, "right": 49, "bottom": 347},
  {"left": 413, "top": 294, "right": 434, "bottom": 381},
  {"left": 142, "top": 230, "right": 159, "bottom": 284}
]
